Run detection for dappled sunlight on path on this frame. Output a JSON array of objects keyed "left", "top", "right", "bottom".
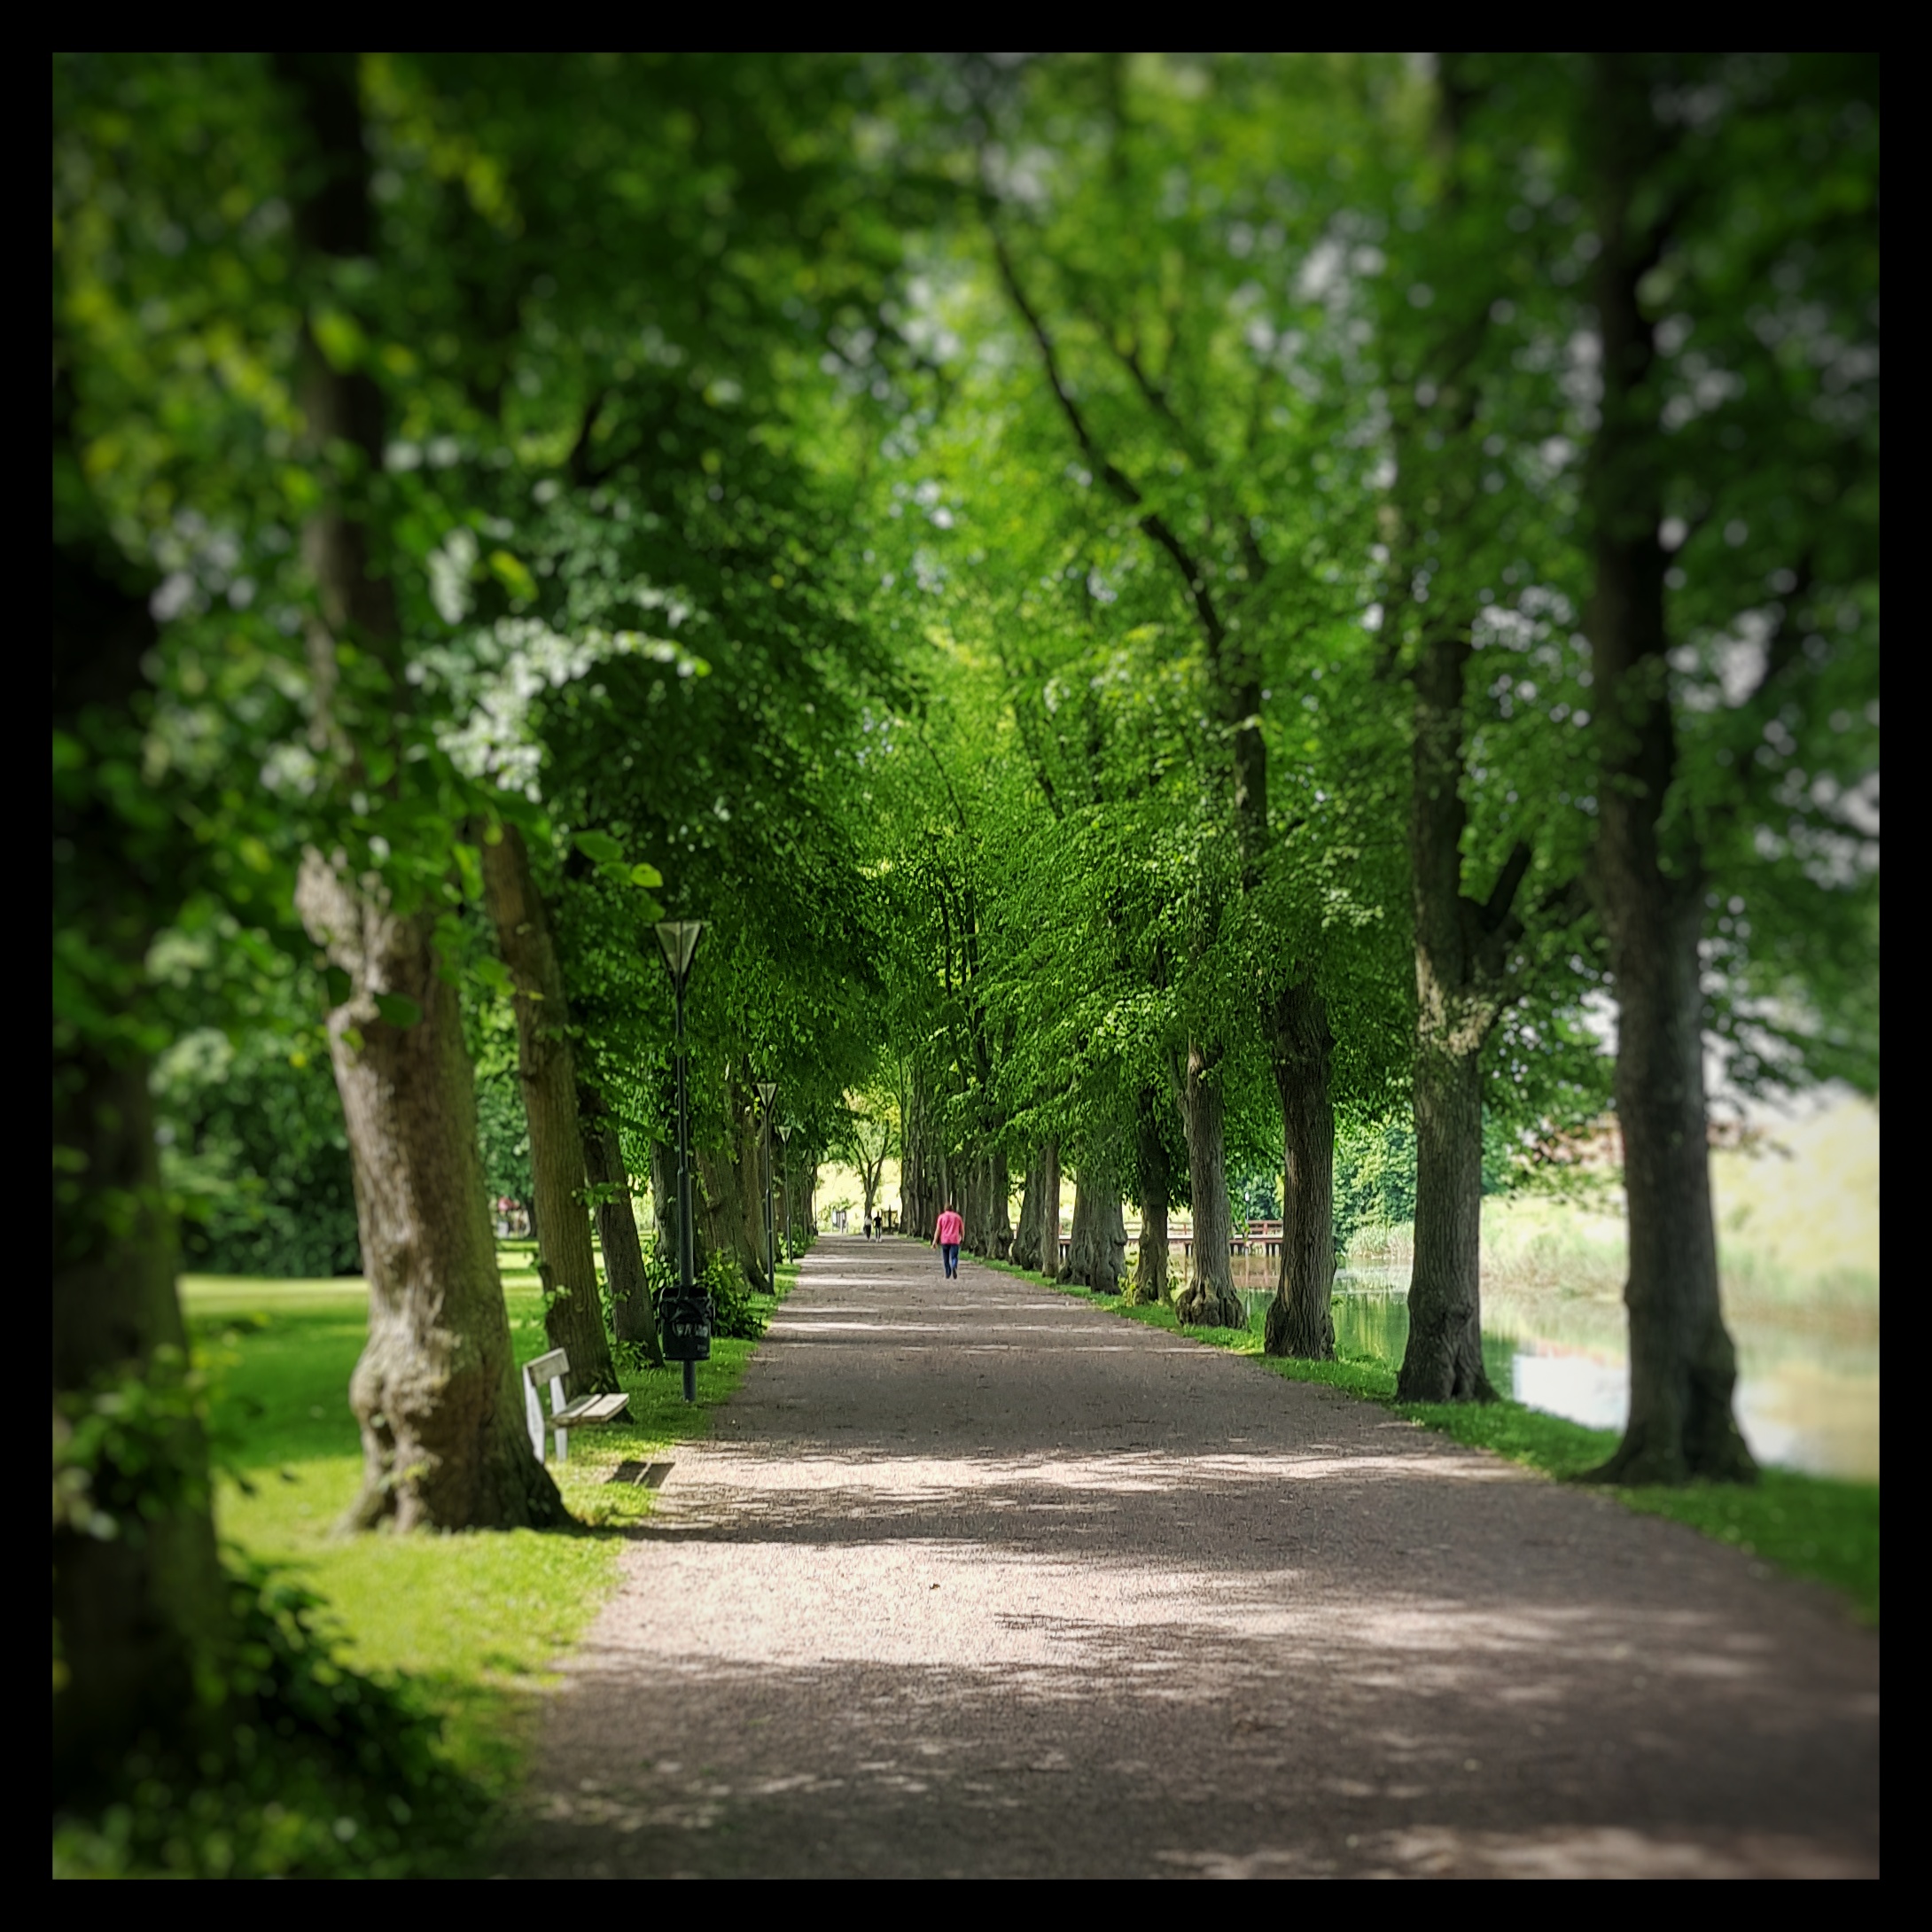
[{"left": 510, "top": 1236, "right": 1878, "bottom": 1879}]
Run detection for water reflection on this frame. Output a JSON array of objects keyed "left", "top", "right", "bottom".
[{"left": 1265, "top": 1278, "right": 1879, "bottom": 1481}]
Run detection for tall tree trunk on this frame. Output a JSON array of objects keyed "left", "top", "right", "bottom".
[
  {"left": 1065, "top": 1164, "right": 1126, "bottom": 1292},
  {"left": 1265, "top": 984, "right": 1337, "bottom": 1359},
  {"left": 1038, "top": 1138, "right": 1062, "bottom": 1279},
  {"left": 482, "top": 824, "right": 617, "bottom": 1396},
  {"left": 580, "top": 1086, "right": 662, "bottom": 1363},
  {"left": 1126, "top": 1087, "right": 1172, "bottom": 1306},
  {"left": 1584, "top": 57, "right": 1753, "bottom": 1484},
  {"left": 962, "top": 1151, "right": 992, "bottom": 1254},
  {"left": 1011, "top": 1150, "right": 1042, "bottom": 1270},
  {"left": 1395, "top": 625, "right": 1517, "bottom": 1402},
  {"left": 1175, "top": 1040, "right": 1243, "bottom": 1326},
  {"left": 988, "top": 1147, "right": 1013, "bottom": 1258},
  {"left": 698, "top": 1141, "right": 750, "bottom": 1284},
  {"left": 278, "top": 53, "right": 562, "bottom": 1527},
  {"left": 52, "top": 441, "right": 230, "bottom": 1797},
  {"left": 734, "top": 1101, "right": 771, "bottom": 1292}
]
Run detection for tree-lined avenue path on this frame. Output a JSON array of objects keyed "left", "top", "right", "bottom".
[{"left": 510, "top": 1237, "right": 1879, "bottom": 1879}]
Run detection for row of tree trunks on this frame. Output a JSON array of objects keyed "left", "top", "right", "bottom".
[
  {"left": 1037, "top": 1144, "right": 1061, "bottom": 1277},
  {"left": 277, "top": 52, "right": 563, "bottom": 1531},
  {"left": 1126, "top": 1087, "right": 1172, "bottom": 1305},
  {"left": 1063, "top": 1164, "right": 1126, "bottom": 1292},
  {"left": 1582, "top": 56, "right": 1753, "bottom": 1484},
  {"left": 961, "top": 1149, "right": 1014, "bottom": 1257},
  {"left": 1265, "top": 981, "right": 1338, "bottom": 1359},
  {"left": 1010, "top": 1140, "right": 1062, "bottom": 1275},
  {"left": 482, "top": 824, "right": 619, "bottom": 1396},
  {"left": 579, "top": 1086, "right": 662, "bottom": 1363},
  {"left": 1174, "top": 1040, "right": 1243, "bottom": 1326}
]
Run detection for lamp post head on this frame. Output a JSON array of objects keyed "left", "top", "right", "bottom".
[{"left": 653, "top": 919, "right": 704, "bottom": 985}]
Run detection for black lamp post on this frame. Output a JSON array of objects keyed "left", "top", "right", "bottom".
[
  {"left": 755, "top": 1079, "right": 777, "bottom": 1291},
  {"left": 654, "top": 919, "right": 706, "bottom": 1402}
]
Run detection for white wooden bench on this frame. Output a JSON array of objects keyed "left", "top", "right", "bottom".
[{"left": 523, "top": 1347, "right": 631, "bottom": 1463}]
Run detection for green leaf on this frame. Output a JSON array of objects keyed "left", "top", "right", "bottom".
[
  {"left": 573, "top": 830, "right": 626, "bottom": 866},
  {"left": 373, "top": 993, "right": 424, "bottom": 1030},
  {"left": 487, "top": 549, "right": 538, "bottom": 604},
  {"left": 323, "top": 966, "right": 353, "bottom": 1009},
  {"left": 628, "top": 861, "right": 665, "bottom": 888}
]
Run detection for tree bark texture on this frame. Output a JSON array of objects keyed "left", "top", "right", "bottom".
[
  {"left": 1265, "top": 983, "right": 1337, "bottom": 1359},
  {"left": 52, "top": 479, "right": 230, "bottom": 1794},
  {"left": 1395, "top": 625, "right": 1512, "bottom": 1402},
  {"left": 1174, "top": 1040, "right": 1243, "bottom": 1327},
  {"left": 1064, "top": 1165, "right": 1126, "bottom": 1293},
  {"left": 1037, "top": 1141, "right": 1062, "bottom": 1277},
  {"left": 1011, "top": 1153, "right": 1043, "bottom": 1270},
  {"left": 962, "top": 1153, "right": 992, "bottom": 1255},
  {"left": 1583, "top": 56, "right": 1753, "bottom": 1484},
  {"left": 1126, "top": 1087, "right": 1172, "bottom": 1305},
  {"left": 731, "top": 1098, "right": 772, "bottom": 1292},
  {"left": 301, "top": 855, "right": 565, "bottom": 1530},
  {"left": 580, "top": 1087, "right": 662, "bottom": 1363},
  {"left": 988, "top": 1147, "right": 1014, "bottom": 1257},
  {"left": 482, "top": 825, "right": 617, "bottom": 1396}
]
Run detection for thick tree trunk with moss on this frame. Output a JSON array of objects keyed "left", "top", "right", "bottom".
[
  {"left": 303, "top": 860, "right": 565, "bottom": 1530},
  {"left": 278, "top": 53, "right": 564, "bottom": 1528},
  {"left": 1583, "top": 57, "right": 1753, "bottom": 1484},
  {"left": 1175, "top": 1040, "right": 1243, "bottom": 1327},
  {"left": 52, "top": 475, "right": 230, "bottom": 1799},
  {"left": 1064, "top": 1164, "right": 1126, "bottom": 1292},
  {"left": 1265, "top": 984, "right": 1336, "bottom": 1359},
  {"left": 1126, "top": 1087, "right": 1172, "bottom": 1305},
  {"left": 482, "top": 824, "right": 617, "bottom": 1397},
  {"left": 580, "top": 1087, "right": 661, "bottom": 1362}
]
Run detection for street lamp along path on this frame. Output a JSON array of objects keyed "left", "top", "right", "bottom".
[{"left": 653, "top": 921, "right": 708, "bottom": 1402}]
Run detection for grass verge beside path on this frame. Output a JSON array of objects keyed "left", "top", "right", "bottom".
[
  {"left": 975, "top": 1258, "right": 1878, "bottom": 1625},
  {"left": 180, "top": 1255, "right": 798, "bottom": 1864}
]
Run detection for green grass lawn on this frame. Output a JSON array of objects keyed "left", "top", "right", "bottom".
[
  {"left": 183, "top": 1252, "right": 794, "bottom": 1813},
  {"left": 981, "top": 1260, "right": 1879, "bottom": 1625}
]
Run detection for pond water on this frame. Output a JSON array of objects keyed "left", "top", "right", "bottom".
[{"left": 1237, "top": 1273, "right": 1880, "bottom": 1482}]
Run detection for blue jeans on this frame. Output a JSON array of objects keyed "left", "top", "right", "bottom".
[{"left": 941, "top": 1243, "right": 959, "bottom": 1278}]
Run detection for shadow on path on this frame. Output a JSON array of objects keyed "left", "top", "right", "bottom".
[{"left": 508, "top": 1237, "right": 1879, "bottom": 1879}]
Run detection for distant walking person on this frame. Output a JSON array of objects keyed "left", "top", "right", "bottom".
[{"left": 932, "top": 1203, "right": 964, "bottom": 1279}]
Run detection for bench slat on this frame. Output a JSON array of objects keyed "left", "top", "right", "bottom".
[
  {"left": 552, "top": 1392, "right": 631, "bottom": 1426},
  {"left": 525, "top": 1348, "right": 570, "bottom": 1386}
]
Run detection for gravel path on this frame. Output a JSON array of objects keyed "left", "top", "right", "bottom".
[{"left": 509, "top": 1236, "right": 1879, "bottom": 1879}]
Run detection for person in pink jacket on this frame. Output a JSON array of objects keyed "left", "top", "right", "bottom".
[{"left": 932, "top": 1204, "right": 964, "bottom": 1278}]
